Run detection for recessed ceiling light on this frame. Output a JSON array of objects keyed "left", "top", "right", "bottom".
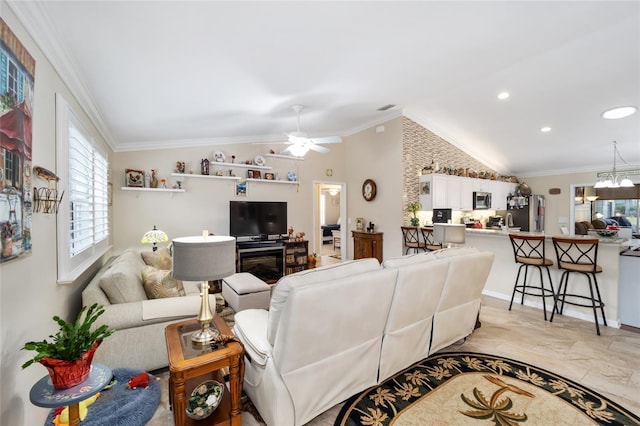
[
  {"left": 541, "top": 126, "right": 552, "bottom": 133},
  {"left": 601, "top": 106, "right": 638, "bottom": 119},
  {"left": 497, "top": 92, "right": 510, "bottom": 100}
]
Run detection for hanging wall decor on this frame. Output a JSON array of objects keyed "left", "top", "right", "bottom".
[{"left": 0, "top": 18, "right": 36, "bottom": 263}]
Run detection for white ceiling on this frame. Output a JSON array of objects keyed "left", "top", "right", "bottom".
[{"left": 7, "top": 1, "right": 640, "bottom": 176}]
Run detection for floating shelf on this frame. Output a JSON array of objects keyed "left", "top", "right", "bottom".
[
  {"left": 171, "top": 173, "right": 241, "bottom": 181},
  {"left": 208, "top": 161, "right": 272, "bottom": 170},
  {"left": 120, "top": 187, "right": 185, "bottom": 197},
  {"left": 247, "top": 178, "right": 299, "bottom": 185},
  {"left": 264, "top": 154, "right": 304, "bottom": 161}
]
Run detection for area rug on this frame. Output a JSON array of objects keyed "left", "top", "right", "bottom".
[
  {"left": 45, "top": 368, "right": 160, "bottom": 426},
  {"left": 335, "top": 352, "right": 640, "bottom": 426}
]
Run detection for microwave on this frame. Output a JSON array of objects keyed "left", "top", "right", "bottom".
[{"left": 473, "top": 192, "right": 492, "bottom": 210}]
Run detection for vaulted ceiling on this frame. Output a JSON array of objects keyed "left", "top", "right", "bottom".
[{"left": 7, "top": 1, "right": 640, "bottom": 176}]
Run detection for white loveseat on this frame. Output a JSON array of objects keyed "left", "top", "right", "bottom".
[{"left": 233, "top": 247, "right": 494, "bottom": 426}]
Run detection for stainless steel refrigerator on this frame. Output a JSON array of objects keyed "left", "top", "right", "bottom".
[{"left": 498, "top": 194, "right": 545, "bottom": 232}]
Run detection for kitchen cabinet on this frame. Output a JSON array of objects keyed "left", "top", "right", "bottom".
[
  {"left": 419, "top": 174, "right": 516, "bottom": 212},
  {"left": 352, "top": 231, "right": 383, "bottom": 263}
]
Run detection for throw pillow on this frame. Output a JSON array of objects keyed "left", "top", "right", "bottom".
[
  {"left": 141, "top": 248, "right": 172, "bottom": 270},
  {"left": 99, "top": 258, "right": 148, "bottom": 304},
  {"left": 142, "top": 265, "right": 186, "bottom": 299}
]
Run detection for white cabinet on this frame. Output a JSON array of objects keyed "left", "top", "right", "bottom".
[
  {"left": 490, "top": 180, "right": 517, "bottom": 210},
  {"left": 420, "top": 174, "right": 516, "bottom": 212}
]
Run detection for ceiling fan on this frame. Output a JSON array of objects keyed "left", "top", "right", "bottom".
[{"left": 280, "top": 105, "right": 342, "bottom": 157}]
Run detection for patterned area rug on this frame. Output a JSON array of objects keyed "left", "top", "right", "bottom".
[{"left": 335, "top": 352, "right": 640, "bottom": 426}]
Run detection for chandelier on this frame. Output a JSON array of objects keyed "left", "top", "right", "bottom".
[{"left": 594, "top": 141, "right": 636, "bottom": 189}]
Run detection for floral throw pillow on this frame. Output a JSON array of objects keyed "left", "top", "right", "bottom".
[
  {"left": 141, "top": 248, "right": 172, "bottom": 270},
  {"left": 142, "top": 265, "right": 186, "bottom": 299}
]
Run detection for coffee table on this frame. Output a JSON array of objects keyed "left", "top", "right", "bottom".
[{"left": 165, "top": 317, "right": 244, "bottom": 426}]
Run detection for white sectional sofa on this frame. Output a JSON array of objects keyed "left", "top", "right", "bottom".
[{"left": 233, "top": 247, "right": 494, "bottom": 426}]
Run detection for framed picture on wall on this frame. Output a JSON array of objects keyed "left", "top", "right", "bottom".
[
  {"left": 125, "top": 169, "right": 144, "bottom": 187},
  {"left": 235, "top": 181, "right": 247, "bottom": 197}
]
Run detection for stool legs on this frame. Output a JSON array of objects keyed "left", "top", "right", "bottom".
[
  {"left": 550, "top": 271, "right": 606, "bottom": 335},
  {"left": 509, "top": 264, "right": 557, "bottom": 321}
]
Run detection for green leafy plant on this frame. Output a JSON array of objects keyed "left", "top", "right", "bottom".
[
  {"left": 408, "top": 202, "right": 421, "bottom": 226},
  {"left": 21, "top": 303, "right": 115, "bottom": 369}
]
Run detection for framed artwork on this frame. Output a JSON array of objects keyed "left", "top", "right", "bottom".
[
  {"left": 356, "top": 217, "right": 365, "bottom": 231},
  {"left": 248, "top": 170, "right": 261, "bottom": 179},
  {"left": 0, "top": 18, "right": 36, "bottom": 263},
  {"left": 125, "top": 169, "right": 144, "bottom": 187},
  {"left": 420, "top": 181, "right": 430, "bottom": 195},
  {"left": 235, "top": 181, "right": 247, "bottom": 197},
  {"left": 264, "top": 172, "right": 275, "bottom": 180}
]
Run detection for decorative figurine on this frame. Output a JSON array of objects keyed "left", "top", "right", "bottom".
[
  {"left": 150, "top": 169, "right": 159, "bottom": 188},
  {"left": 288, "top": 226, "right": 294, "bottom": 239},
  {"left": 201, "top": 158, "right": 210, "bottom": 175}
]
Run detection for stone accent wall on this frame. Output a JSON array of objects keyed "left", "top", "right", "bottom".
[{"left": 402, "top": 116, "right": 500, "bottom": 223}]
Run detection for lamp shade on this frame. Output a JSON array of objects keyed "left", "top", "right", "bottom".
[
  {"left": 433, "top": 223, "right": 466, "bottom": 245},
  {"left": 141, "top": 226, "right": 168, "bottom": 245},
  {"left": 172, "top": 235, "right": 236, "bottom": 281}
]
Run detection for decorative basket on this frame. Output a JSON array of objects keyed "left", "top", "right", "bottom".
[
  {"left": 39, "top": 341, "right": 101, "bottom": 389},
  {"left": 186, "top": 380, "right": 224, "bottom": 420}
]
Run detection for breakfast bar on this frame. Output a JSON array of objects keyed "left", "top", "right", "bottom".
[{"left": 465, "top": 229, "right": 631, "bottom": 328}]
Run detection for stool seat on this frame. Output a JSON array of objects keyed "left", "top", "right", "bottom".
[
  {"left": 222, "top": 273, "right": 271, "bottom": 312},
  {"left": 551, "top": 237, "right": 606, "bottom": 335},
  {"left": 508, "top": 233, "right": 557, "bottom": 320}
]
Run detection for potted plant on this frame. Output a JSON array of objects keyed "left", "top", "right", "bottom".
[
  {"left": 408, "top": 202, "right": 421, "bottom": 226},
  {"left": 21, "top": 303, "right": 115, "bottom": 389},
  {"left": 1, "top": 221, "right": 14, "bottom": 258}
]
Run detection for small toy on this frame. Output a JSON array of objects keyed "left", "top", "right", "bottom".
[
  {"left": 295, "top": 232, "right": 305, "bottom": 241},
  {"left": 127, "top": 372, "right": 156, "bottom": 389},
  {"left": 53, "top": 393, "right": 100, "bottom": 425}
]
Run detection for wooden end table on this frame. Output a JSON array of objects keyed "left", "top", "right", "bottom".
[{"left": 165, "top": 317, "right": 244, "bottom": 426}]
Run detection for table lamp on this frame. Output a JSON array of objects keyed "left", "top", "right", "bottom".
[
  {"left": 141, "top": 225, "right": 168, "bottom": 252},
  {"left": 172, "top": 233, "right": 236, "bottom": 343},
  {"left": 433, "top": 223, "right": 466, "bottom": 248}
]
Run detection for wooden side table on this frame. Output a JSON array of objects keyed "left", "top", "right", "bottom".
[
  {"left": 352, "top": 230, "right": 383, "bottom": 263},
  {"left": 165, "top": 317, "right": 244, "bottom": 426},
  {"left": 30, "top": 363, "right": 112, "bottom": 426}
]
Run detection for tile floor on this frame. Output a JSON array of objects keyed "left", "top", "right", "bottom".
[{"left": 147, "top": 296, "right": 640, "bottom": 425}]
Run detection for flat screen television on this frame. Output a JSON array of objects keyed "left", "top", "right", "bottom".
[{"left": 229, "top": 201, "right": 288, "bottom": 240}]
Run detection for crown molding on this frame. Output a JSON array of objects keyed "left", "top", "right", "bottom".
[
  {"left": 6, "top": 1, "right": 117, "bottom": 151},
  {"left": 342, "top": 110, "right": 403, "bottom": 137}
]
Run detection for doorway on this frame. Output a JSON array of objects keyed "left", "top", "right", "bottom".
[{"left": 313, "top": 181, "right": 347, "bottom": 260}]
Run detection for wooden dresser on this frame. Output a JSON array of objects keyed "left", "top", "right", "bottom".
[{"left": 352, "top": 231, "right": 383, "bottom": 263}]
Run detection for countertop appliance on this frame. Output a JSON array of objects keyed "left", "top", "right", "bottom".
[
  {"left": 487, "top": 216, "right": 503, "bottom": 229},
  {"left": 433, "top": 208, "right": 452, "bottom": 224},
  {"left": 499, "top": 194, "right": 545, "bottom": 232},
  {"left": 473, "top": 191, "right": 492, "bottom": 210}
]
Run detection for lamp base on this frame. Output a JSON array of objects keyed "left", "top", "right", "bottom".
[{"left": 191, "top": 323, "right": 219, "bottom": 343}]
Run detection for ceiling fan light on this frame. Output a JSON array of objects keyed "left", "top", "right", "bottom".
[{"left": 288, "top": 144, "right": 309, "bottom": 157}]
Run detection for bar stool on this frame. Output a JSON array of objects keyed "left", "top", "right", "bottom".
[
  {"left": 551, "top": 237, "right": 606, "bottom": 335},
  {"left": 419, "top": 227, "right": 443, "bottom": 251},
  {"left": 400, "top": 226, "right": 426, "bottom": 254},
  {"left": 508, "top": 234, "right": 557, "bottom": 320}
]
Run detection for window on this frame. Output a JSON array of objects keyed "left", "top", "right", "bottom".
[{"left": 56, "top": 95, "right": 110, "bottom": 283}]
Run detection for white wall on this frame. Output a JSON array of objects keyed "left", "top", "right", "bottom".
[
  {"left": 112, "top": 116, "right": 406, "bottom": 261},
  {"left": 0, "top": 5, "right": 113, "bottom": 425}
]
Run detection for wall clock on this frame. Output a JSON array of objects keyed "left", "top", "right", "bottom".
[{"left": 362, "top": 179, "right": 377, "bottom": 201}]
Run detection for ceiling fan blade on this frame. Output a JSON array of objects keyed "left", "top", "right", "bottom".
[
  {"left": 308, "top": 144, "right": 330, "bottom": 154},
  {"left": 309, "top": 136, "right": 342, "bottom": 144}
]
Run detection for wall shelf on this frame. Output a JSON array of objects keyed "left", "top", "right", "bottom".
[
  {"left": 120, "top": 187, "right": 185, "bottom": 197},
  {"left": 264, "top": 153, "right": 304, "bottom": 161},
  {"left": 171, "top": 173, "right": 241, "bottom": 181},
  {"left": 208, "top": 161, "right": 272, "bottom": 170},
  {"left": 247, "top": 178, "right": 299, "bottom": 185}
]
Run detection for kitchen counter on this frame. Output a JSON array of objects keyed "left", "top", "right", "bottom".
[
  {"left": 464, "top": 230, "right": 629, "bottom": 328},
  {"left": 463, "top": 228, "right": 628, "bottom": 245}
]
